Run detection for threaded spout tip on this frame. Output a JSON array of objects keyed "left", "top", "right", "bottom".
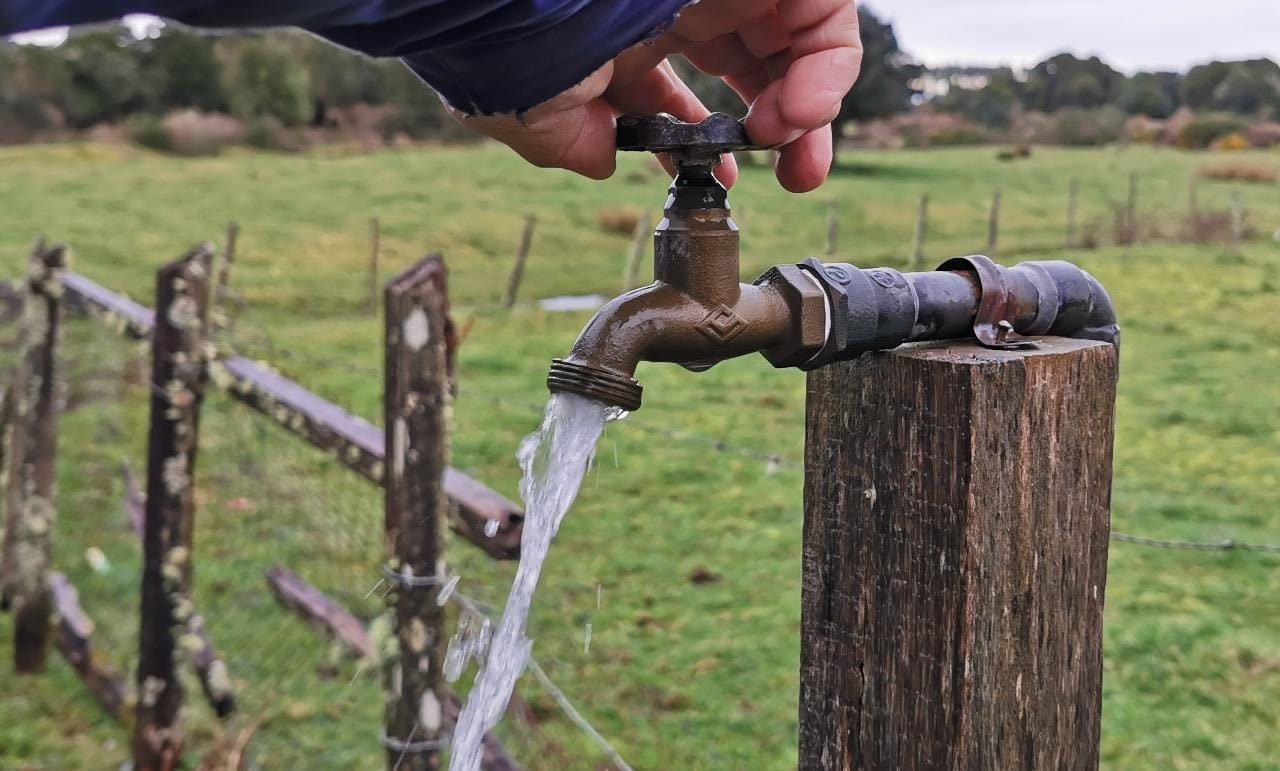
[{"left": 547, "top": 359, "right": 643, "bottom": 412}]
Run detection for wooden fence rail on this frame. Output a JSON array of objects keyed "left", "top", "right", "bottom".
[{"left": 56, "top": 270, "right": 524, "bottom": 560}]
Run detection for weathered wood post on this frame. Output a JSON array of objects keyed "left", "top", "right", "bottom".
[
  {"left": 383, "top": 255, "right": 455, "bottom": 770},
  {"left": 986, "top": 190, "right": 1002, "bottom": 260},
  {"left": 503, "top": 214, "right": 536, "bottom": 309},
  {"left": 134, "top": 245, "right": 214, "bottom": 770},
  {"left": 1065, "top": 178, "right": 1079, "bottom": 248},
  {"left": 826, "top": 200, "right": 839, "bottom": 257},
  {"left": 909, "top": 195, "right": 929, "bottom": 272},
  {"left": 622, "top": 212, "right": 652, "bottom": 292},
  {"left": 801, "top": 337, "right": 1117, "bottom": 770},
  {"left": 3, "top": 240, "right": 66, "bottom": 673},
  {"left": 369, "top": 217, "right": 382, "bottom": 316},
  {"left": 1229, "top": 189, "right": 1245, "bottom": 256},
  {"left": 1125, "top": 172, "right": 1139, "bottom": 245}
]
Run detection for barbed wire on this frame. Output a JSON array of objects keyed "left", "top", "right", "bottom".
[{"left": 1110, "top": 531, "right": 1280, "bottom": 554}]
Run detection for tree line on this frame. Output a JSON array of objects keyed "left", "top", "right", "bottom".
[{"left": 2, "top": 9, "right": 1278, "bottom": 149}]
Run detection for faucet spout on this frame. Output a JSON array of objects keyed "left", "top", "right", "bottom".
[{"left": 548, "top": 278, "right": 802, "bottom": 412}]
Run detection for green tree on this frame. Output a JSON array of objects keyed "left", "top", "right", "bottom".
[
  {"left": 1182, "top": 59, "right": 1280, "bottom": 115},
  {"left": 1120, "top": 72, "right": 1181, "bottom": 118},
  {"left": 831, "top": 6, "right": 922, "bottom": 149},
  {"left": 1021, "top": 53, "right": 1122, "bottom": 112},
  {"left": 145, "top": 26, "right": 227, "bottom": 113},
  {"left": 59, "top": 25, "right": 156, "bottom": 127},
  {"left": 221, "top": 37, "right": 312, "bottom": 126}
]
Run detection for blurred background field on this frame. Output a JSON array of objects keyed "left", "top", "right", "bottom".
[{"left": 0, "top": 140, "right": 1276, "bottom": 769}]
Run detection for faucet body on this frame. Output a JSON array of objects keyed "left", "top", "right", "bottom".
[{"left": 547, "top": 113, "right": 1118, "bottom": 412}]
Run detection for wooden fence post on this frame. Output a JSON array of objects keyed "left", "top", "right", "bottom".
[
  {"left": 622, "top": 212, "right": 652, "bottom": 292},
  {"left": 1125, "top": 172, "right": 1139, "bottom": 245},
  {"left": 369, "top": 217, "right": 381, "bottom": 316},
  {"left": 134, "top": 245, "right": 214, "bottom": 771},
  {"left": 384, "top": 255, "right": 455, "bottom": 770},
  {"left": 909, "top": 194, "right": 929, "bottom": 271},
  {"left": 987, "top": 189, "right": 1002, "bottom": 260},
  {"left": 1229, "top": 190, "right": 1245, "bottom": 256},
  {"left": 1065, "top": 178, "right": 1079, "bottom": 248},
  {"left": 801, "top": 337, "right": 1117, "bottom": 770},
  {"left": 503, "top": 215, "right": 536, "bottom": 309},
  {"left": 3, "top": 241, "right": 66, "bottom": 673},
  {"left": 825, "top": 200, "right": 839, "bottom": 257}
]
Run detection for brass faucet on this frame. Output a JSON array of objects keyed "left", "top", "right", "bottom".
[{"left": 547, "top": 114, "right": 1118, "bottom": 412}]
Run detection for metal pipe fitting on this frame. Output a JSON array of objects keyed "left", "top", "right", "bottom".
[{"left": 545, "top": 113, "right": 1118, "bottom": 412}]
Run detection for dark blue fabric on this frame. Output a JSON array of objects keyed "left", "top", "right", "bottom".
[{"left": 2, "top": 0, "right": 692, "bottom": 113}]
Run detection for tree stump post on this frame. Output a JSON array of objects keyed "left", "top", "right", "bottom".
[
  {"left": 383, "top": 254, "right": 455, "bottom": 771},
  {"left": 909, "top": 195, "right": 929, "bottom": 272},
  {"left": 986, "top": 190, "right": 1002, "bottom": 260},
  {"left": 133, "top": 245, "right": 214, "bottom": 771},
  {"left": 3, "top": 240, "right": 66, "bottom": 673},
  {"left": 801, "top": 337, "right": 1117, "bottom": 770}
]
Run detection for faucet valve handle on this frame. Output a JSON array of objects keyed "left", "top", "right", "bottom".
[{"left": 617, "top": 113, "right": 763, "bottom": 165}]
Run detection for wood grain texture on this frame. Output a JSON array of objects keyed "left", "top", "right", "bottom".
[
  {"left": 383, "top": 254, "right": 455, "bottom": 771},
  {"left": 133, "top": 246, "right": 213, "bottom": 771},
  {"left": 801, "top": 337, "right": 1117, "bottom": 771},
  {"left": 4, "top": 242, "right": 65, "bottom": 673}
]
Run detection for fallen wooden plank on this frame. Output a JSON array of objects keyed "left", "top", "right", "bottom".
[
  {"left": 265, "top": 565, "right": 372, "bottom": 659},
  {"left": 61, "top": 270, "right": 523, "bottom": 561},
  {"left": 49, "top": 572, "right": 129, "bottom": 718},
  {"left": 264, "top": 565, "right": 523, "bottom": 771}
]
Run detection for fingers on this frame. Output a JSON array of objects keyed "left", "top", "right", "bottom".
[
  {"left": 456, "top": 63, "right": 619, "bottom": 179},
  {"left": 774, "top": 124, "right": 832, "bottom": 193},
  {"left": 604, "top": 61, "right": 739, "bottom": 187}
]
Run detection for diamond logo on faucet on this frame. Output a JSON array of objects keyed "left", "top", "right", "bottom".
[{"left": 697, "top": 304, "right": 748, "bottom": 344}]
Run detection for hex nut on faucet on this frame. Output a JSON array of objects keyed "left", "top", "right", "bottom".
[{"left": 754, "top": 264, "right": 828, "bottom": 368}]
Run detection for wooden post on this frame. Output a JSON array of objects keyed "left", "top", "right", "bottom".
[
  {"left": 3, "top": 241, "right": 66, "bottom": 673},
  {"left": 384, "top": 255, "right": 455, "bottom": 770},
  {"left": 503, "top": 215, "right": 536, "bottom": 309},
  {"left": 987, "top": 190, "right": 1002, "bottom": 260},
  {"left": 825, "top": 201, "right": 839, "bottom": 257},
  {"left": 622, "top": 212, "right": 652, "bottom": 292},
  {"left": 1125, "top": 172, "right": 1138, "bottom": 245},
  {"left": 369, "top": 217, "right": 381, "bottom": 317},
  {"left": 909, "top": 195, "right": 929, "bottom": 271},
  {"left": 134, "top": 245, "right": 214, "bottom": 771},
  {"left": 50, "top": 572, "right": 129, "bottom": 718},
  {"left": 801, "top": 337, "right": 1117, "bottom": 770},
  {"left": 1229, "top": 189, "right": 1245, "bottom": 256},
  {"left": 1065, "top": 178, "right": 1079, "bottom": 248},
  {"left": 215, "top": 221, "right": 237, "bottom": 308}
]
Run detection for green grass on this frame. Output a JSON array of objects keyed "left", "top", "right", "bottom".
[{"left": 0, "top": 141, "right": 1278, "bottom": 769}]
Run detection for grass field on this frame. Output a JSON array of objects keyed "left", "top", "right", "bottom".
[{"left": 0, "top": 141, "right": 1278, "bottom": 770}]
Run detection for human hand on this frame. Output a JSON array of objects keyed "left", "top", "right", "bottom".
[{"left": 452, "top": 0, "right": 862, "bottom": 193}]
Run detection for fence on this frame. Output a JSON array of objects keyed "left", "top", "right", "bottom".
[{"left": 0, "top": 239, "right": 535, "bottom": 769}]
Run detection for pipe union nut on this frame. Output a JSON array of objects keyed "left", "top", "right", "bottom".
[{"left": 753, "top": 264, "right": 828, "bottom": 368}]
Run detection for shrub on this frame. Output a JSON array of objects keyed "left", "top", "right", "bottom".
[
  {"left": 1176, "top": 113, "right": 1249, "bottom": 148},
  {"left": 1245, "top": 122, "right": 1280, "bottom": 148},
  {"left": 163, "top": 110, "right": 243, "bottom": 155},
  {"left": 598, "top": 206, "right": 643, "bottom": 235},
  {"left": 1049, "top": 107, "right": 1127, "bottom": 146},
  {"left": 1197, "top": 161, "right": 1278, "bottom": 184},
  {"left": 244, "top": 116, "right": 306, "bottom": 152},
  {"left": 127, "top": 115, "right": 171, "bottom": 152},
  {"left": 1209, "top": 133, "right": 1251, "bottom": 151}
]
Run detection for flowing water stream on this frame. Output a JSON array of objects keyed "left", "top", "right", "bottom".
[{"left": 448, "top": 393, "right": 623, "bottom": 771}]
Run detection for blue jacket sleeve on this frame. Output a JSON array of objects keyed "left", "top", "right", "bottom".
[{"left": 1, "top": 0, "right": 693, "bottom": 114}]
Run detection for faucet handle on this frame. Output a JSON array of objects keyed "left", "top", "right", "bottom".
[{"left": 616, "top": 113, "right": 764, "bottom": 162}]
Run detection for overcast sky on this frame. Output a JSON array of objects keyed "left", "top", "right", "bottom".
[
  {"left": 875, "top": 0, "right": 1280, "bottom": 72},
  {"left": 10, "top": 3, "right": 1280, "bottom": 73}
]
